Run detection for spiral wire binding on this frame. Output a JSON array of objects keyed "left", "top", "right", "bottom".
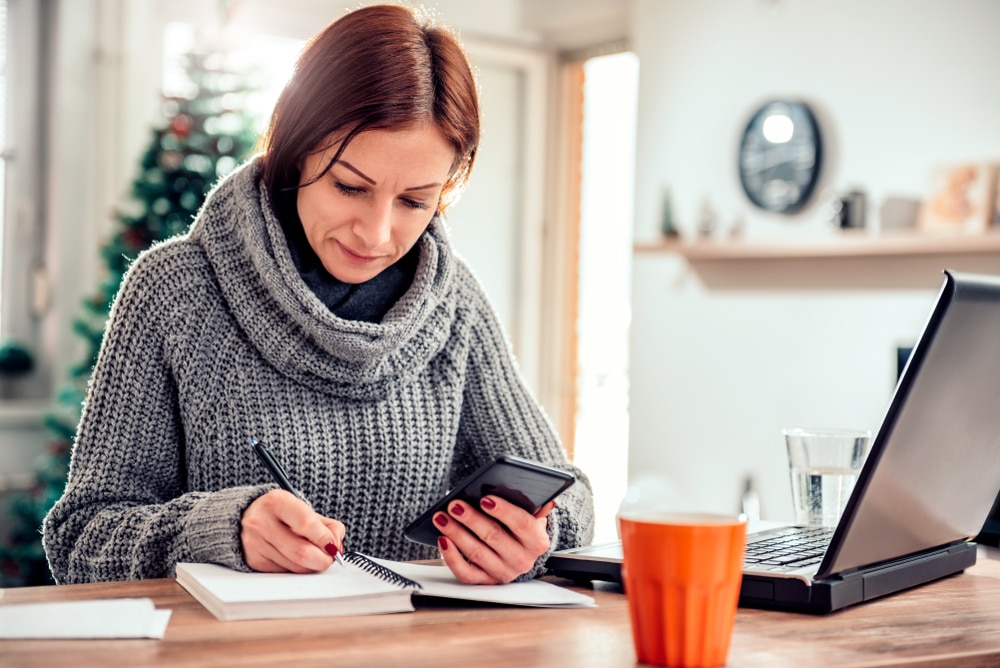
[{"left": 343, "top": 552, "right": 424, "bottom": 590}]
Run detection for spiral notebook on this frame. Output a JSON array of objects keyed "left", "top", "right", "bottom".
[{"left": 176, "top": 552, "right": 595, "bottom": 621}]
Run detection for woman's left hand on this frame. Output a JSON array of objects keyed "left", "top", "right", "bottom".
[{"left": 433, "top": 495, "right": 555, "bottom": 584}]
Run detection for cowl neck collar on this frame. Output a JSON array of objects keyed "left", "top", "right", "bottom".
[{"left": 188, "top": 158, "right": 457, "bottom": 399}]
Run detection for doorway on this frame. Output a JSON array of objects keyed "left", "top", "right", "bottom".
[{"left": 570, "top": 51, "right": 639, "bottom": 543}]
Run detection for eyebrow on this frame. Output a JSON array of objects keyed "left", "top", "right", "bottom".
[{"left": 338, "top": 160, "right": 442, "bottom": 192}]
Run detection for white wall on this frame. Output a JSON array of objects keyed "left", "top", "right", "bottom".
[{"left": 628, "top": 0, "right": 1000, "bottom": 520}]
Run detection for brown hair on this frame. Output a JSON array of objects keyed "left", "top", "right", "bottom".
[{"left": 259, "top": 3, "right": 480, "bottom": 214}]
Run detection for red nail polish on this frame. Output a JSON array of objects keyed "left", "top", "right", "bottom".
[
  {"left": 480, "top": 496, "right": 496, "bottom": 510},
  {"left": 434, "top": 513, "right": 449, "bottom": 527},
  {"left": 438, "top": 536, "right": 448, "bottom": 551},
  {"left": 450, "top": 503, "right": 465, "bottom": 516},
  {"left": 324, "top": 542, "right": 340, "bottom": 558}
]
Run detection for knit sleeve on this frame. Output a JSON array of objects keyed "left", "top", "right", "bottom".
[
  {"left": 42, "top": 246, "right": 267, "bottom": 584},
  {"left": 453, "top": 275, "right": 596, "bottom": 580}
]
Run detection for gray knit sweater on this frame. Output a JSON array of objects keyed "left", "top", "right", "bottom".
[{"left": 42, "top": 158, "right": 595, "bottom": 584}]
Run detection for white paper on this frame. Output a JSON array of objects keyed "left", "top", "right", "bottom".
[
  {"left": 0, "top": 597, "right": 171, "bottom": 639},
  {"left": 178, "top": 560, "right": 407, "bottom": 604},
  {"left": 376, "top": 558, "right": 597, "bottom": 608}
]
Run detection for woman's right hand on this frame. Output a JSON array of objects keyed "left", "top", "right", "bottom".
[{"left": 240, "top": 489, "right": 346, "bottom": 573}]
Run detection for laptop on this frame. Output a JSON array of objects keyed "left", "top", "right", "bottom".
[
  {"left": 546, "top": 270, "right": 1000, "bottom": 613},
  {"left": 975, "top": 491, "right": 1000, "bottom": 547}
]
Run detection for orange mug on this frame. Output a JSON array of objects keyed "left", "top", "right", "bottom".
[{"left": 619, "top": 512, "right": 746, "bottom": 667}]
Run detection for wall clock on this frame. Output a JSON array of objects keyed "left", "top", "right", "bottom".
[{"left": 738, "top": 100, "right": 822, "bottom": 214}]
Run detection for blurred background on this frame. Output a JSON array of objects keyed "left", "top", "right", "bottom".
[{"left": 1, "top": 0, "right": 999, "bottom": 585}]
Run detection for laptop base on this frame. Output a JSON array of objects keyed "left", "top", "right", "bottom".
[
  {"left": 546, "top": 543, "right": 623, "bottom": 584},
  {"left": 546, "top": 539, "right": 977, "bottom": 615},
  {"left": 740, "top": 541, "right": 977, "bottom": 614}
]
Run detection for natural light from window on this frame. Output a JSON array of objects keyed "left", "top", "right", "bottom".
[
  {"left": 0, "top": 0, "right": 7, "bottom": 332},
  {"left": 162, "top": 22, "right": 303, "bottom": 130},
  {"left": 573, "top": 51, "right": 638, "bottom": 544}
]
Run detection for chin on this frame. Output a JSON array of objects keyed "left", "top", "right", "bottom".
[{"left": 326, "top": 263, "right": 382, "bottom": 285}]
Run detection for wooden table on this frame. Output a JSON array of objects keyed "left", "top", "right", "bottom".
[{"left": 4, "top": 547, "right": 1000, "bottom": 667}]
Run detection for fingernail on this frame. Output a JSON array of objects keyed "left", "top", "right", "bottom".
[
  {"left": 324, "top": 542, "right": 340, "bottom": 558},
  {"left": 480, "top": 496, "right": 496, "bottom": 510},
  {"left": 438, "top": 536, "right": 448, "bottom": 551},
  {"left": 450, "top": 503, "right": 465, "bottom": 516},
  {"left": 434, "top": 513, "right": 449, "bottom": 527}
]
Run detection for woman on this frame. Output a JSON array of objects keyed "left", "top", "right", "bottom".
[{"left": 43, "top": 3, "right": 594, "bottom": 586}]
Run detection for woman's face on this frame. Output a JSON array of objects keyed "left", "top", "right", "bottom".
[{"left": 296, "top": 124, "right": 456, "bottom": 284}]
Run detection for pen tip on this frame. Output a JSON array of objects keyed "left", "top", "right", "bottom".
[{"left": 248, "top": 437, "right": 258, "bottom": 447}]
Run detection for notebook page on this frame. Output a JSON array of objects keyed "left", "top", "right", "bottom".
[
  {"left": 374, "top": 558, "right": 597, "bottom": 608},
  {"left": 176, "top": 560, "right": 413, "bottom": 604}
]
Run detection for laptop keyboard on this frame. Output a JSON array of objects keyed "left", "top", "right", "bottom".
[{"left": 743, "top": 526, "right": 834, "bottom": 572}]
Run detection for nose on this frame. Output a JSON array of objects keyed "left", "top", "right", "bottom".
[{"left": 352, "top": 198, "right": 393, "bottom": 250}]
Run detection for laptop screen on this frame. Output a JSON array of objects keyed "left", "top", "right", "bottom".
[
  {"left": 976, "top": 492, "right": 1000, "bottom": 546},
  {"left": 819, "top": 271, "right": 1000, "bottom": 577}
]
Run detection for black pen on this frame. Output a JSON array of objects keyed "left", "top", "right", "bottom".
[{"left": 250, "top": 437, "right": 347, "bottom": 567}]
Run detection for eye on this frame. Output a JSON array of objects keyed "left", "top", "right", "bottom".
[
  {"left": 334, "top": 181, "right": 365, "bottom": 197},
  {"left": 401, "top": 197, "right": 430, "bottom": 211}
]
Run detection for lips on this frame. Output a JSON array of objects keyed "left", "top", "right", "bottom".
[{"left": 338, "top": 242, "right": 380, "bottom": 264}]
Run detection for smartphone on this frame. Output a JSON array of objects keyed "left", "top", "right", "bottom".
[{"left": 404, "top": 455, "right": 576, "bottom": 547}]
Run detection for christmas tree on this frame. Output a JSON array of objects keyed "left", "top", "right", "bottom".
[{"left": 0, "top": 47, "right": 261, "bottom": 587}]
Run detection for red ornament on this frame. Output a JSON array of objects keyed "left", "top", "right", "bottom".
[
  {"left": 121, "top": 229, "right": 146, "bottom": 249},
  {"left": 170, "top": 114, "right": 193, "bottom": 140}
]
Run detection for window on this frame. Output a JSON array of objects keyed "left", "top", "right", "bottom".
[
  {"left": 0, "top": 0, "right": 7, "bottom": 304},
  {"left": 161, "top": 21, "right": 302, "bottom": 120},
  {"left": 557, "top": 49, "right": 639, "bottom": 543},
  {"left": 0, "top": 0, "right": 46, "bottom": 401}
]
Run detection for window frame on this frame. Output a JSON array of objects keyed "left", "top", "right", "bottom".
[{"left": 1, "top": 0, "right": 48, "bottom": 403}]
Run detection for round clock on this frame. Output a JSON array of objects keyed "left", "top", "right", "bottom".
[{"left": 738, "top": 100, "right": 822, "bottom": 214}]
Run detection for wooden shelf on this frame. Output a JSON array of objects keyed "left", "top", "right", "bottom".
[{"left": 634, "top": 229, "right": 1000, "bottom": 261}]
